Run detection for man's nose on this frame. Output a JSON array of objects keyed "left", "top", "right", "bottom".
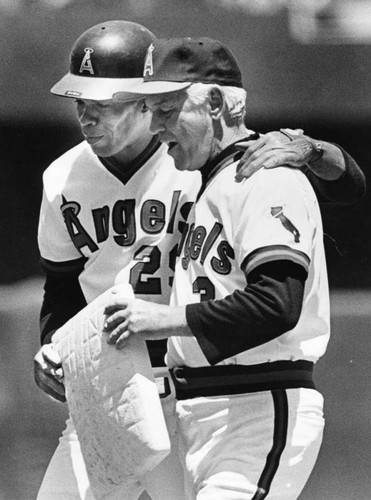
[{"left": 78, "top": 105, "right": 97, "bottom": 126}]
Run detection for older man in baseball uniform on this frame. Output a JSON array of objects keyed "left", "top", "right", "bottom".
[{"left": 104, "top": 36, "right": 336, "bottom": 499}]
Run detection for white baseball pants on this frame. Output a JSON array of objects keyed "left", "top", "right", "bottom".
[{"left": 176, "top": 387, "right": 324, "bottom": 500}]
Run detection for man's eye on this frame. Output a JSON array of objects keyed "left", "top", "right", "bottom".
[
  {"left": 98, "top": 104, "right": 111, "bottom": 110},
  {"left": 161, "top": 107, "right": 173, "bottom": 116}
]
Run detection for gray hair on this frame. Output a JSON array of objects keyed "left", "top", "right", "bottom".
[{"left": 186, "top": 83, "right": 247, "bottom": 125}]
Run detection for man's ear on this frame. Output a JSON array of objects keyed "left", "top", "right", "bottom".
[{"left": 208, "top": 87, "right": 224, "bottom": 120}]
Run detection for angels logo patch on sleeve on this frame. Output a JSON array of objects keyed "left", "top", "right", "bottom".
[{"left": 271, "top": 206, "right": 300, "bottom": 243}]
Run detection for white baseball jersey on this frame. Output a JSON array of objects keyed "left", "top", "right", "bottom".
[
  {"left": 37, "top": 140, "right": 195, "bottom": 500},
  {"left": 38, "top": 140, "right": 200, "bottom": 305},
  {"left": 167, "top": 160, "right": 330, "bottom": 368}
]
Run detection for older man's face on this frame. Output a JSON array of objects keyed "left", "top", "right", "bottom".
[{"left": 147, "top": 91, "right": 214, "bottom": 171}]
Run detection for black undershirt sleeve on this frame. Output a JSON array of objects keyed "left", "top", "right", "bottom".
[
  {"left": 185, "top": 260, "right": 307, "bottom": 365},
  {"left": 40, "top": 268, "right": 87, "bottom": 345},
  {"left": 304, "top": 146, "right": 366, "bottom": 206}
]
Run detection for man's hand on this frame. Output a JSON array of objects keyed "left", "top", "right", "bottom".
[
  {"left": 103, "top": 291, "right": 191, "bottom": 350},
  {"left": 235, "top": 128, "right": 317, "bottom": 181},
  {"left": 103, "top": 297, "right": 171, "bottom": 349},
  {"left": 34, "top": 344, "right": 66, "bottom": 403}
]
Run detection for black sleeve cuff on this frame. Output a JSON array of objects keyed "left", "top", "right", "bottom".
[
  {"left": 40, "top": 266, "right": 87, "bottom": 345},
  {"left": 308, "top": 145, "right": 366, "bottom": 205}
]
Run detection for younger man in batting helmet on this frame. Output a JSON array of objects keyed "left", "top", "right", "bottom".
[{"left": 35, "top": 20, "right": 198, "bottom": 500}]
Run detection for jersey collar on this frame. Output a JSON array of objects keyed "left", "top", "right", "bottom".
[
  {"left": 99, "top": 136, "right": 162, "bottom": 185},
  {"left": 198, "top": 132, "right": 259, "bottom": 199}
]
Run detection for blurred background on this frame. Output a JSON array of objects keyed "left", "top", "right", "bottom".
[{"left": 1, "top": 0, "right": 371, "bottom": 498}]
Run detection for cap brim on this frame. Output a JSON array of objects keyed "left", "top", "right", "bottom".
[
  {"left": 50, "top": 73, "right": 144, "bottom": 101},
  {"left": 113, "top": 80, "right": 192, "bottom": 99}
]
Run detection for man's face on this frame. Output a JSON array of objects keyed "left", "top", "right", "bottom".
[
  {"left": 147, "top": 91, "right": 214, "bottom": 171},
  {"left": 75, "top": 98, "right": 142, "bottom": 157}
]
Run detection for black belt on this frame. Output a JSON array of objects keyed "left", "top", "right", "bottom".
[{"left": 169, "top": 360, "right": 315, "bottom": 400}]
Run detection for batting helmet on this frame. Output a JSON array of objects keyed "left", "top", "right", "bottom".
[{"left": 51, "top": 20, "right": 156, "bottom": 101}]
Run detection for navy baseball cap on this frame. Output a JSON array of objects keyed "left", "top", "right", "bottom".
[{"left": 114, "top": 37, "right": 243, "bottom": 97}]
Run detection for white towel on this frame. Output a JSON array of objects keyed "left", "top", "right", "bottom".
[{"left": 52, "top": 284, "right": 171, "bottom": 500}]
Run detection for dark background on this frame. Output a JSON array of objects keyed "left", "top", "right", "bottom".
[
  {"left": 1, "top": 1, "right": 371, "bottom": 499},
  {"left": 1, "top": 0, "right": 371, "bottom": 286}
]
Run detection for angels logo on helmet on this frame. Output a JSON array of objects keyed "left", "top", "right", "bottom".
[
  {"left": 79, "top": 48, "right": 94, "bottom": 75},
  {"left": 143, "top": 43, "right": 154, "bottom": 77}
]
